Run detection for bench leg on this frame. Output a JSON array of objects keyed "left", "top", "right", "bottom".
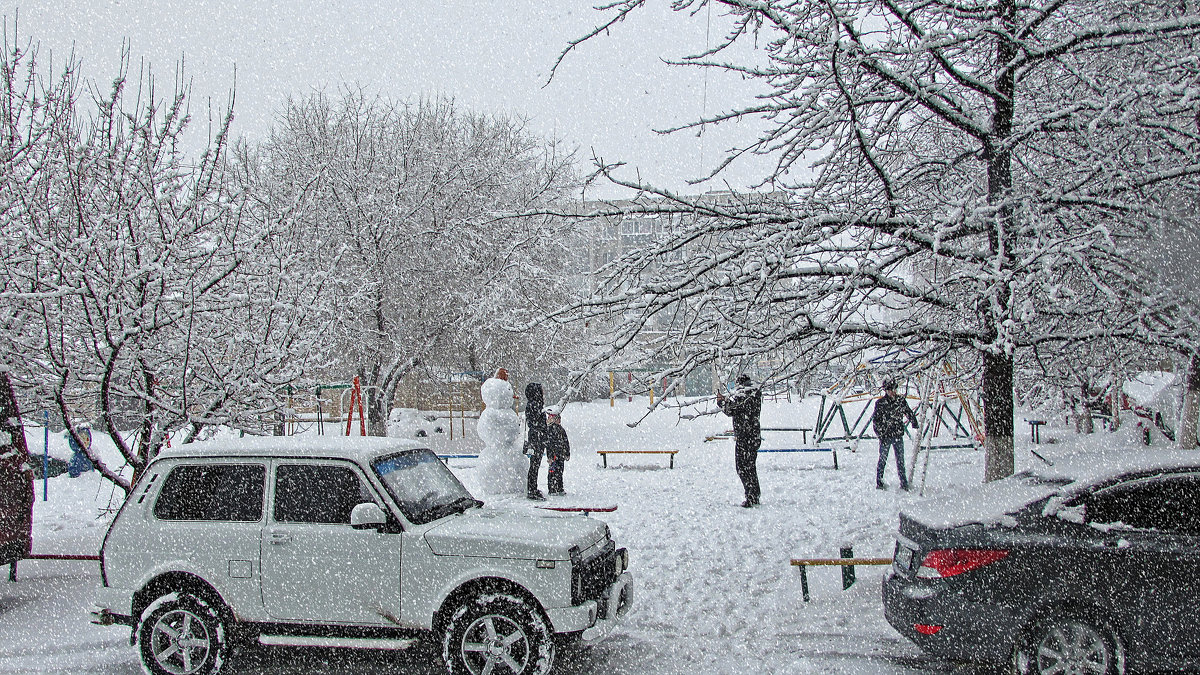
[
  {"left": 602, "top": 454, "right": 608, "bottom": 468},
  {"left": 841, "top": 546, "right": 856, "bottom": 590},
  {"left": 669, "top": 454, "right": 674, "bottom": 469},
  {"left": 799, "top": 565, "right": 810, "bottom": 602},
  {"left": 832, "top": 449, "right": 839, "bottom": 470}
]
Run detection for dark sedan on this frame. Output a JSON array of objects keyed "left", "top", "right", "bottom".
[{"left": 883, "top": 453, "right": 1200, "bottom": 674}]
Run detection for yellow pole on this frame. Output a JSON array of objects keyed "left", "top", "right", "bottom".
[
  {"left": 449, "top": 394, "right": 454, "bottom": 441},
  {"left": 609, "top": 372, "right": 615, "bottom": 407},
  {"left": 650, "top": 386, "right": 655, "bottom": 406}
]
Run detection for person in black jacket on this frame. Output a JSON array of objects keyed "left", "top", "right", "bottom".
[
  {"left": 718, "top": 374, "right": 762, "bottom": 507},
  {"left": 524, "top": 382, "right": 548, "bottom": 501},
  {"left": 544, "top": 405, "right": 570, "bottom": 495},
  {"left": 871, "top": 379, "right": 919, "bottom": 491}
]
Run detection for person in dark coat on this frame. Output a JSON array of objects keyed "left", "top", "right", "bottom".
[
  {"left": 871, "top": 379, "right": 919, "bottom": 491},
  {"left": 524, "top": 382, "right": 548, "bottom": 501},
  {"left": 544, "top": 406, "right": 570, "bottom": 495},
  {"left": 717, "top": 374, "right": 762, "bottom": 507}
]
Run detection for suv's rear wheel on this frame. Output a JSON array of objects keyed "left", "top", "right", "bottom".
[
  {"left": 137, "top": 592, "right": 229, "bottom": 675},
  {"left": 441, "top": 592, "right": 554, "bottom": 675},
  {"left": 1014, "top": 614, "right": 1122, "bottom": 675}
]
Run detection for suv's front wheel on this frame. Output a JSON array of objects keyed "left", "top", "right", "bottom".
[
  {"left": 441, "top": 592, "right": 554, "bottom": 675},
  {"left": 137, "top": 591, "right": 230, "bottom": 675}
]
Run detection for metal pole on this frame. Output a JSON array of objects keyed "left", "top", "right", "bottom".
[{"left": 42, "top": 410, "right": 49, "bottom": 501}]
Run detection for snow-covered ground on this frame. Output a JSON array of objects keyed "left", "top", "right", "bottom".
[{"left": 0, "top": 394, "right": 1179, "bottom": 673}]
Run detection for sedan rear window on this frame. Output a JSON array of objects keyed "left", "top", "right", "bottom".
[
  {"left": 1087, "top": 474, "right": 1200, "bottom": 535},
  {"left": 154, "top": 464, "right": 266, "bottom": 522}
]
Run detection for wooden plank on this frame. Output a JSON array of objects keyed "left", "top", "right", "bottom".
[
  {"left": 790, "top": 557, "right": 891, "bottom": 566},
  {"left": 538, "top": 506, "right": 618, "bottom": 514}
]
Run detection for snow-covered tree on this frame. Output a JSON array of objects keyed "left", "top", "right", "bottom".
[
  {"left": 0, "top": 39, "right": 326, "bottom": 490},
  {"left": 552, "top": 0, "right": 1200, "bottom": 480},
  {"left": 244, "top": 91, "right": 581, "bottom": 435}
]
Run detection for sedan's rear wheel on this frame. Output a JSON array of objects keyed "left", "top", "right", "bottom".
[{"left": 1014, "top": 615, "right": 1122, "bottom": 675}]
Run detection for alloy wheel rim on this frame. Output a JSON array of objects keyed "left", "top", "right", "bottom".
[
  {"left": 150, "top": 608, "right": 211, "bottom": 674},
  {"left": 1035, "top": 621, "right": 1109, "bottom": 675},
  {"left": 460, "top": 613, "right": 531, "bottom": 675}
]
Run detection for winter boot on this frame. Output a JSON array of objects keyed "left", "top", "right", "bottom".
[{"left": 527, "top": 490, "right": 546, "bottom": 501}]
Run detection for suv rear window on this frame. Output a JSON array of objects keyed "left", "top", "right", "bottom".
[{"left": 154, "top": 464, "right": 266, "bottom": 522}]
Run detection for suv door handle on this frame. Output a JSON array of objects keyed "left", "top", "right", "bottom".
[{"left": 269, "top": 531, "right": 293, "bottom": 545}]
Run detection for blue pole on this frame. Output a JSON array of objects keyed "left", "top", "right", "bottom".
[{"left": 42, "top": 410, "right": 49, "bottom": 501}]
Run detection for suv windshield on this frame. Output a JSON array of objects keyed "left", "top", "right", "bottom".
[{"left": 371, "top": 449, "right": 478, "bottom": 524}]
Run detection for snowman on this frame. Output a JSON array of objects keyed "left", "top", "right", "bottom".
[{"left": 475, "top": 368, "right": 526, "bottom": 494}]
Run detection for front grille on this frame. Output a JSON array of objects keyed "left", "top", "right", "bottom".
[{"left": 571, "top": 539, "right": 617, "bottom": 605}]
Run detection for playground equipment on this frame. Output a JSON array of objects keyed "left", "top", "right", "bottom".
[{"left": 809, "top": 350, "right": 984, "bottom": 469}]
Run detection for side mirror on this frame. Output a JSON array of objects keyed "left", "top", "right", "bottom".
[{"left": 350, "top": 502, "right": 387, "bottom": 530}]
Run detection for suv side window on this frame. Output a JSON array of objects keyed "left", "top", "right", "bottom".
[
  {"left": 273, "top": 464, "right": 374, "bottom": 524},
  {"left": 1086, "top": 474, "right": 1200, "bottom": 535},
  {"left": 154, "top": 464, "right": 266, "bottom": 522}
]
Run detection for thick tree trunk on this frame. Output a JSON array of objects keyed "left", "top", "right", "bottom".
[
  {"left": 367, "top": 387, "right": 389, "bottom": 437},
  {"left": 982, "top": 351, "right": 1015, "bottom": 482},
  {"left": 979, "top": 0, "right": 1018, "bottom": 483},
  {"left": 1179, "top": 351, "right": 1200, "bottom": 449}
]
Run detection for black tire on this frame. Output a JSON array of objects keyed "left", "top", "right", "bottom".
[
  {"left": 1012, "top": 614, "right": 1123, "bottom": 675},
  {"left": 137, "top": 591, "right": 230, "bottom": 675},
  {"left": 441, "top": 592, "right": 555, "bottom": 675}
]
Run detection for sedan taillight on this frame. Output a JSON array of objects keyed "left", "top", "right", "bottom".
[{"left": 916, "top": 549, "right": 1009, "bottom": 578}]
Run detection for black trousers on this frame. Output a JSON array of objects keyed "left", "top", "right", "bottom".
[
  {"left": 548, "top": 456, "right": 565, "bottom": 494},
  {"left": 527, "top": 450, "right": 543, "bottom": 495},
  {"left": 876, "top": 436, "right": 909, "bottom": 489},
  {"left": 735, "top": 437, "right": 761, "bottom": 504}
]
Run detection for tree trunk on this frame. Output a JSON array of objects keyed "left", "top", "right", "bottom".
[
  {"left": 982, "top": 351, "right": 1015, "bottom": 482},
  {"left": 1077, "top": 383, "right": 1095, "bottom": 434},
  {"left": 980, "top": 0, "right": 1018, "bottom": 483},
  {"left": 1109, "top": 375, "right": 1122, "bottom": 431},
  {"left": 367, "top": 387, "right": 389, "bottom": 437},
  {"left": 1179, "top": 351, "right": 1200, "bottom": 449}
]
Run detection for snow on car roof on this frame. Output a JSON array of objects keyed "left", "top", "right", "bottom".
[
  {"left": 152, "top": 435, "right": 431, "bottom": 464},
  {"left": 904, "top": 447, "right": 1200, "bottom": 530}
]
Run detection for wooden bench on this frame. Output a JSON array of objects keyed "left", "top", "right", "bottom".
[
  {"left": 758, "top": 447, "right": 839, "bottom": 469},
  {"left": 597, "top": 450, "right": 679, "bottom": 469},
  {"left": 1025, "top": 419, "right": 1047, "bottom": 444},
  {"left": 706, "top": 427, "right": 813, "bottom": 444},
  {"left": 790, "top": 550, "right": 891, "bottom": 602}
]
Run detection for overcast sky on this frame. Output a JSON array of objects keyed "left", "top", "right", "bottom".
[{"left": 4, "top": 1, "right": 771, "bottom": 198}]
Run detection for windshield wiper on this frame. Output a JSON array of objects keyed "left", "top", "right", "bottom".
[{"left": 425, "top": 496, "right": 479, "bottom": 521}]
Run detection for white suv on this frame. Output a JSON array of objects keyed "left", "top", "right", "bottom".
[{"left": 91, "top": 437, "right": 632, "bottom": 675}]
